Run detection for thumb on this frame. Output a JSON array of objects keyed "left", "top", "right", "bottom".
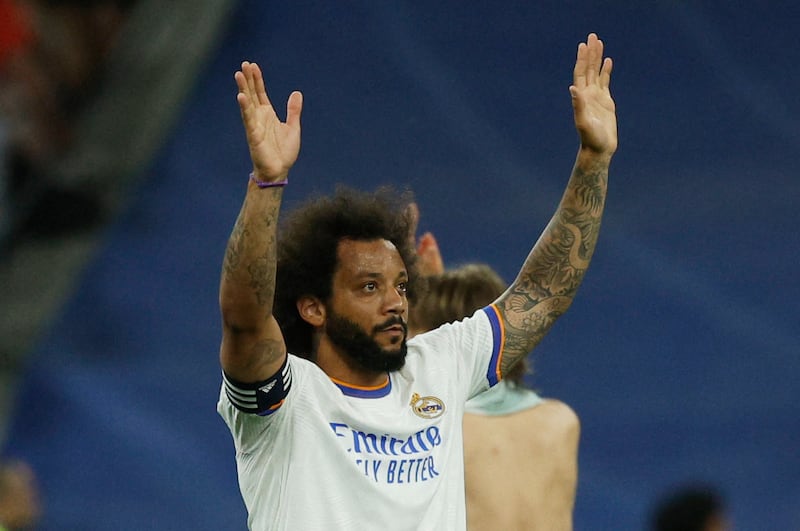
[{"left": 286, "top": 91, "right": 303, "bottom": 129}]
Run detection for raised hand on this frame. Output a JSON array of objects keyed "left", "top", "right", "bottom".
[
  {"left": 569, "top": 33, "right": 617, "bottom": 156},
  {"left": 417, "top": 232, "right": 445, "bottom": 276},
  {"left": 235, "top": 62, "right": 303, "bottom": 182},
  {"left": 405, "top": 202, "right": 445, "bottom": 276}
]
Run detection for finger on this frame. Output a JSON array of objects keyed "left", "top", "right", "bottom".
[
  {"left": 418, "top": 233, "right": 444, "bottom": 275},
  {"left": 417, "top": 232, "right": 432, "bottom": 255},
  {"left": 236, "top": 86, "right": 260, "bottom": 134},
  {"left": 235, "top": 76, "right": 253, "bottom": 117},
  {"left": 236, "top": 62, "right": 257, "bottom": 108},
  {"left": 569, "top": 85, "right": 584, "bottom": 114},
  {"left": 405, "top": 202, "right": 420, "bottom": 243},
  {"left": 244, "top": 62, "right": 261, "bottom": 104},
  {"left": 599, "top": 57, "right": 613, "bottom": 89},
  {"left": 573, "top": 42, "right": 587, "bottom": 88},
  {"left": 251, "top": 62, "right": 272, "bottom": 108},
  {"left": 235, "top": 64, "right": 255, "bottom": 108},
  {"left": 286, "top": 91, "right": 303, "bottom": 129},
  {"left": 586, "top": 33, "right": 601, "bottom": 85},
  {"left": 239, "top": 61, "right": 252, "bottom": 93},
  {"left": 234, "top": 68, "right": 247, "bottom": 94}
]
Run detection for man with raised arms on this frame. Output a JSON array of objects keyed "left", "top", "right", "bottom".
[{"left": 217, "top": 33, "right": 617, "bottom": 530}]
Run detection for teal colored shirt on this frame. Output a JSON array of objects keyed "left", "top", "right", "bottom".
[{"left": 464, "top": 379, "right": 543, "bottom": 416}]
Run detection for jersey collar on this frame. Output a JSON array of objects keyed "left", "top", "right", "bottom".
[{"left": 329, "top": 375, "right": 392, "bottom": 398}]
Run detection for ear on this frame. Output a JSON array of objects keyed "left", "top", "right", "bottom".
[{"left": 297, "top": 296, "right": 326, "bottom": 327}]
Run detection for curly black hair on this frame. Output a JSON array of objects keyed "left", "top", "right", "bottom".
[{"left": 274, "top": 185, "right": 421, "bottom": 358}]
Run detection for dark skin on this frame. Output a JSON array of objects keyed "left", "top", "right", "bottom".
[
  {"left": 219, "top": 33, "right": 616, "bottom": 386},
  {"left": 309, "top": 238, "right": 409, "bottom": 386}
]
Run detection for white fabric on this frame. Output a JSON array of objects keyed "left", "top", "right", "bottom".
[{"left": 217, "top": 308, "right": 501, "bottom": 531}]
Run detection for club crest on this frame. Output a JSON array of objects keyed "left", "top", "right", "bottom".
[{"left": 410, "top": 392, "right": 445, "bottom": 419}]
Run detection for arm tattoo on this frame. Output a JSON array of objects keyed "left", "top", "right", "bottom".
[
  {"left": 221, "top": 193, "right": 281, "bottom": 312},
  {"left": 222, "top": 207, "right": 247, "bottom": 276},
  {"left": 246, "top": 221, "right": 277, "bottom": 307},
  {"left": 498, "top": 162, "right": 608, "bottom": 374},
  {"left": 251, "top": 337, "right": 285, "bottom": 366}
]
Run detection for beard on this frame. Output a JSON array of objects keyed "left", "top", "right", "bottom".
[{"left": 325, "top": 310, "right": 408, "bottom": 373}]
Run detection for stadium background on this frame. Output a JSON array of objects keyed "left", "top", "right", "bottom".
[{"left": 3, "top": 1, "right": 798, "bottom": 529}]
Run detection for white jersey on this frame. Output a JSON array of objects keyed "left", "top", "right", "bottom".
[{"left": 217, "top": 305, "right": 505, "bottom": 530}]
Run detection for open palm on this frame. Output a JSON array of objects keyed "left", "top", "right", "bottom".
[
  {"left": 235, "top": 62, "right": 303, "bottom": 181},
  {"left": 570, "top": 34, "right": 617, "bottom": 155}
]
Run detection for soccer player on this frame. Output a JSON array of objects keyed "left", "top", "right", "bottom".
[{"left": 217, "top": 33, "right": 616, "bottom": 530}]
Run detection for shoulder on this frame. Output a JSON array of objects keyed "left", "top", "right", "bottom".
[
  {"left": 286, "top": 352, "right": 324, "bottom": 375},
  {"left": 518, "top": 399, "right": 581, "bottom": 449},
  {"left": 536, "top": 399, "right": 580, "bottom": 432},
  {"left": 408, "top": 307, "right": 493, "bottom": 350}
]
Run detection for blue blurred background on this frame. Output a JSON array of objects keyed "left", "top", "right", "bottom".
[{"left": 2, "top": 0, "right": 798, "bottom": 529}]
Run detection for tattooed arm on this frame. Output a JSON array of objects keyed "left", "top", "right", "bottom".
[
  {"left": 496, "top": 33, "right": 617, "bottom": 375},
  {"left": 219, "top": 62, "right": 303, "bottom": 383}
]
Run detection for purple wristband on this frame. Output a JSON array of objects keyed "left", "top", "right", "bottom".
[{"left": 250, "top": 172, "right": 288, "bottom": 188}]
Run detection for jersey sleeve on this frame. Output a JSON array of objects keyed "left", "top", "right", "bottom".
[
  {"left": 222, "top": 355, "right": 292, "bottom": 416},
  {"left": 411, "top": 304, "right": 505, "bottom": 402},
  {"left": 217, "top": 355, "right": 296, "bottom": 455},
  {"left": 480, "top": 304, "right": 505, "bottom": 387}
]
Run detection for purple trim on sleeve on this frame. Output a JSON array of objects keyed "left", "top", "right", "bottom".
[{"left": 481, "top": 305, "right": 504, "bottom": 386}]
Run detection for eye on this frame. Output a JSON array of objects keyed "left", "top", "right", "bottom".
[
  {"left": 364, "top": 282, "right": 377, "bottom": 292},
  {"left": 397, "top": 282, "right": 408, "bottom": 295}
]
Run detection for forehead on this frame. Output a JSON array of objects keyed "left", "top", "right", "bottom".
[{"left": 335, "top": 239, "right": 407, "bottom": 277}]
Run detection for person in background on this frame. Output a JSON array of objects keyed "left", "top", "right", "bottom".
[
  {"left": 0, "top": 0, "right": 136, "bottom": 246},
  {"left": 651, "top": 483, "right": 731, "bottom": 531},
  {"left": 0, "top": 460, "right": 41, "bottom": 531},
  {"left": 408, "top": 246, "right": 580, "bottom": 530}
]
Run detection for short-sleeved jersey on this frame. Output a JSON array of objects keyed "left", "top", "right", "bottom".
[{"left": 217, "top": 306, "right": 505, "bottom": 531}]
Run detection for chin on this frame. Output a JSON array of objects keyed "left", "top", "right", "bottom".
[
  {"left": 381, "top": 352, "right": 407, "bottom": 372},
  {"left": 385, "top": 333, "right": 407, "bottom": 346},
  {"left": 377, "top": 342, "right": 407, "bottom": 372},
  {"left": 381, "top": 338, "right": 406, "bottom": 354}
]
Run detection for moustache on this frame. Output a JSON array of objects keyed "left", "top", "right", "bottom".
[{"left": 374, "top": 317, "right": 407, "bottom": 334}]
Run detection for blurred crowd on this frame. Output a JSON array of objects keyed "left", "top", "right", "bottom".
[
  {"left": 0, "top": 460, "right": 40, "bottom": 530},
  {"left": 0, "top": 0, "right": 137, "bottom": 248},
  {"left": 1, "top": 4, "right": 139, "bottom": 526}
]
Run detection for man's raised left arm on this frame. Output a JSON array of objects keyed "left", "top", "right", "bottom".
[{"left": 495, "top": 33, "right": 617, "bottom": 373}]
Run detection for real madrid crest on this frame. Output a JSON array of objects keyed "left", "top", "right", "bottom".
[{"left": 410, "top": 392, "right": 445, "bottom": 419}]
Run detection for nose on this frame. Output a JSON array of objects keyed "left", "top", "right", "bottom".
[{"left": 385, "top": 286, "right": 406, "bottom": 315}]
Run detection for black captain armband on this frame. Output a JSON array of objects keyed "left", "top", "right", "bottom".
[{"left": 223, "top": 357, "right": 292, "bottom": 416}]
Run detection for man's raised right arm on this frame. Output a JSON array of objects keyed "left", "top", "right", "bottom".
[{"left": 219, "top": 62, "right": 303, "bottom": 383}]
